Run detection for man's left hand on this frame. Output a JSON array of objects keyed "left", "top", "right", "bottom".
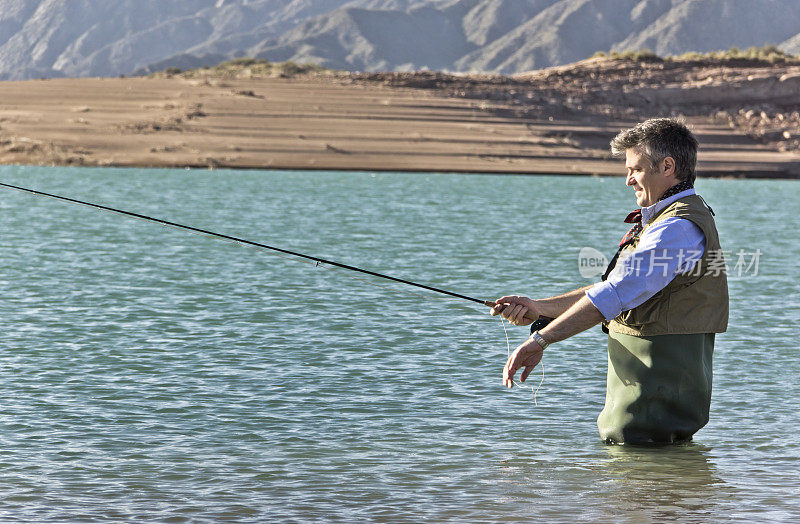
[{"left": 503, "top": 337, "right": 544, "bottom": 388}]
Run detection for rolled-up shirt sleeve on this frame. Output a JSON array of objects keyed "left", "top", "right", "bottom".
[{"left": 586, "top": 217, "right": 705, "bottom": 322}]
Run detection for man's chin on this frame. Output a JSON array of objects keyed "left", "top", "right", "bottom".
[{"left": 635, "top": 191, "right": 653, "bottom": 207}]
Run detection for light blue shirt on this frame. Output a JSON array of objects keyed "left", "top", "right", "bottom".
[{"left": 586, "top": 188, "right": 706, "bottom": 322}]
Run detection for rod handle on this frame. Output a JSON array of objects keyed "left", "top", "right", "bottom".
[{"left": 484, "top": 300, "right": 554, "bottom": 328}]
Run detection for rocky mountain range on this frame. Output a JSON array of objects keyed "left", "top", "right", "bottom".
[{"left": 2, "top": 0, "right": 800, "bottom": 80}]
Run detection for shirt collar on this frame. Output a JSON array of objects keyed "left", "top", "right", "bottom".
[{"left": 641, "top": 187, "right": 696, "bottom": 225}]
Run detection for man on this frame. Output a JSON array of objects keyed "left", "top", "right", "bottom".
[{"left": 492, "top": 118, "right": 728, "bottom": 444}]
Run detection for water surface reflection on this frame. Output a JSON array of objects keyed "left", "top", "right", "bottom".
[{"left": 592, "top": 444, "right": 736, "bottom": 521}]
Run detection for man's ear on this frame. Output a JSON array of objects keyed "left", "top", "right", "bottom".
[{"left": 662, "top": 156, "right": 676, "bottom": 176}]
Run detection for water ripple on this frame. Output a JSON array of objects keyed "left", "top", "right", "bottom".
[{"left": 0, "top": 167, "right": 797, "bottom": 521}]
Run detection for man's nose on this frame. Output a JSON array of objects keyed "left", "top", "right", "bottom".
[{"left": 625, "top": 172, "right": 634, "bottom": 186}]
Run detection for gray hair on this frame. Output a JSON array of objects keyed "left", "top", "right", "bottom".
[{"left": 610, "top": 118, "right": 699, "bottom": 184}]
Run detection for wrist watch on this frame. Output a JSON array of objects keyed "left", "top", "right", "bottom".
[{"left": 530, "top": 330, "right": 550, "bottom": 350}]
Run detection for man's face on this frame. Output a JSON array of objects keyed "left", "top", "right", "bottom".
[{"left": 625, "top": 148, "right": 669, "bottom": 207}]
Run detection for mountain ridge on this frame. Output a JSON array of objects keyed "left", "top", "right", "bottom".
[{"left": 2, "top": 0, "right": 800, "bottom": 80}]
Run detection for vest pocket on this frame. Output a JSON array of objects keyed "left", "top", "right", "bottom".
[
  {"left": 616, "top": 289, "right": 669, "bottom": 330},
  {"left": 663, "top": 279, "right": 711, "bottom": 332}
]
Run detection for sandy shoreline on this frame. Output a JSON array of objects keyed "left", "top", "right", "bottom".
[{"left": 1, "top": 73, "right": 799, "bottom": 178}]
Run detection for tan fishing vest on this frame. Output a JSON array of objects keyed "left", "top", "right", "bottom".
[{"left": 606, "top": 194, "right": 729, "bottom": 336}]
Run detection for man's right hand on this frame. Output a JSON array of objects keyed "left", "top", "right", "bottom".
[{"left": 490, "top": 295, "right": 540, "bottom": 326}]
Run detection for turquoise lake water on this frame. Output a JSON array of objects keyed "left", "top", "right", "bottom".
[{"left": 0, "top": 166, "right": 798, "bottom": 522}]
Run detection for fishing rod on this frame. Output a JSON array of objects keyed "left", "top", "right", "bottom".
[{"left": 0, "top": 181, "right": 551, "bottom": 328}]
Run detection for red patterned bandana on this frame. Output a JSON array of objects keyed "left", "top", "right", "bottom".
[
  {"left": 618, "top": 180, "right": 694, "bottom": 247},
  {"left": 619, "top": 209, "right": 643, "bottom": 247}
]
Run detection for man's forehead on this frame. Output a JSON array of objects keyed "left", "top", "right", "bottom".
[{"left": 625, "top": 147, "right": 646, "bottom": 166}]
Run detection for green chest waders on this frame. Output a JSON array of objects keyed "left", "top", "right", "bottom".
[{"left": 597, "top": 331, "right": 715, "bottom": 444}]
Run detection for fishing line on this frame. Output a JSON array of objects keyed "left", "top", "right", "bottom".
[{"left": 500, "top": 316, "right": 544, "bottom": 406}]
